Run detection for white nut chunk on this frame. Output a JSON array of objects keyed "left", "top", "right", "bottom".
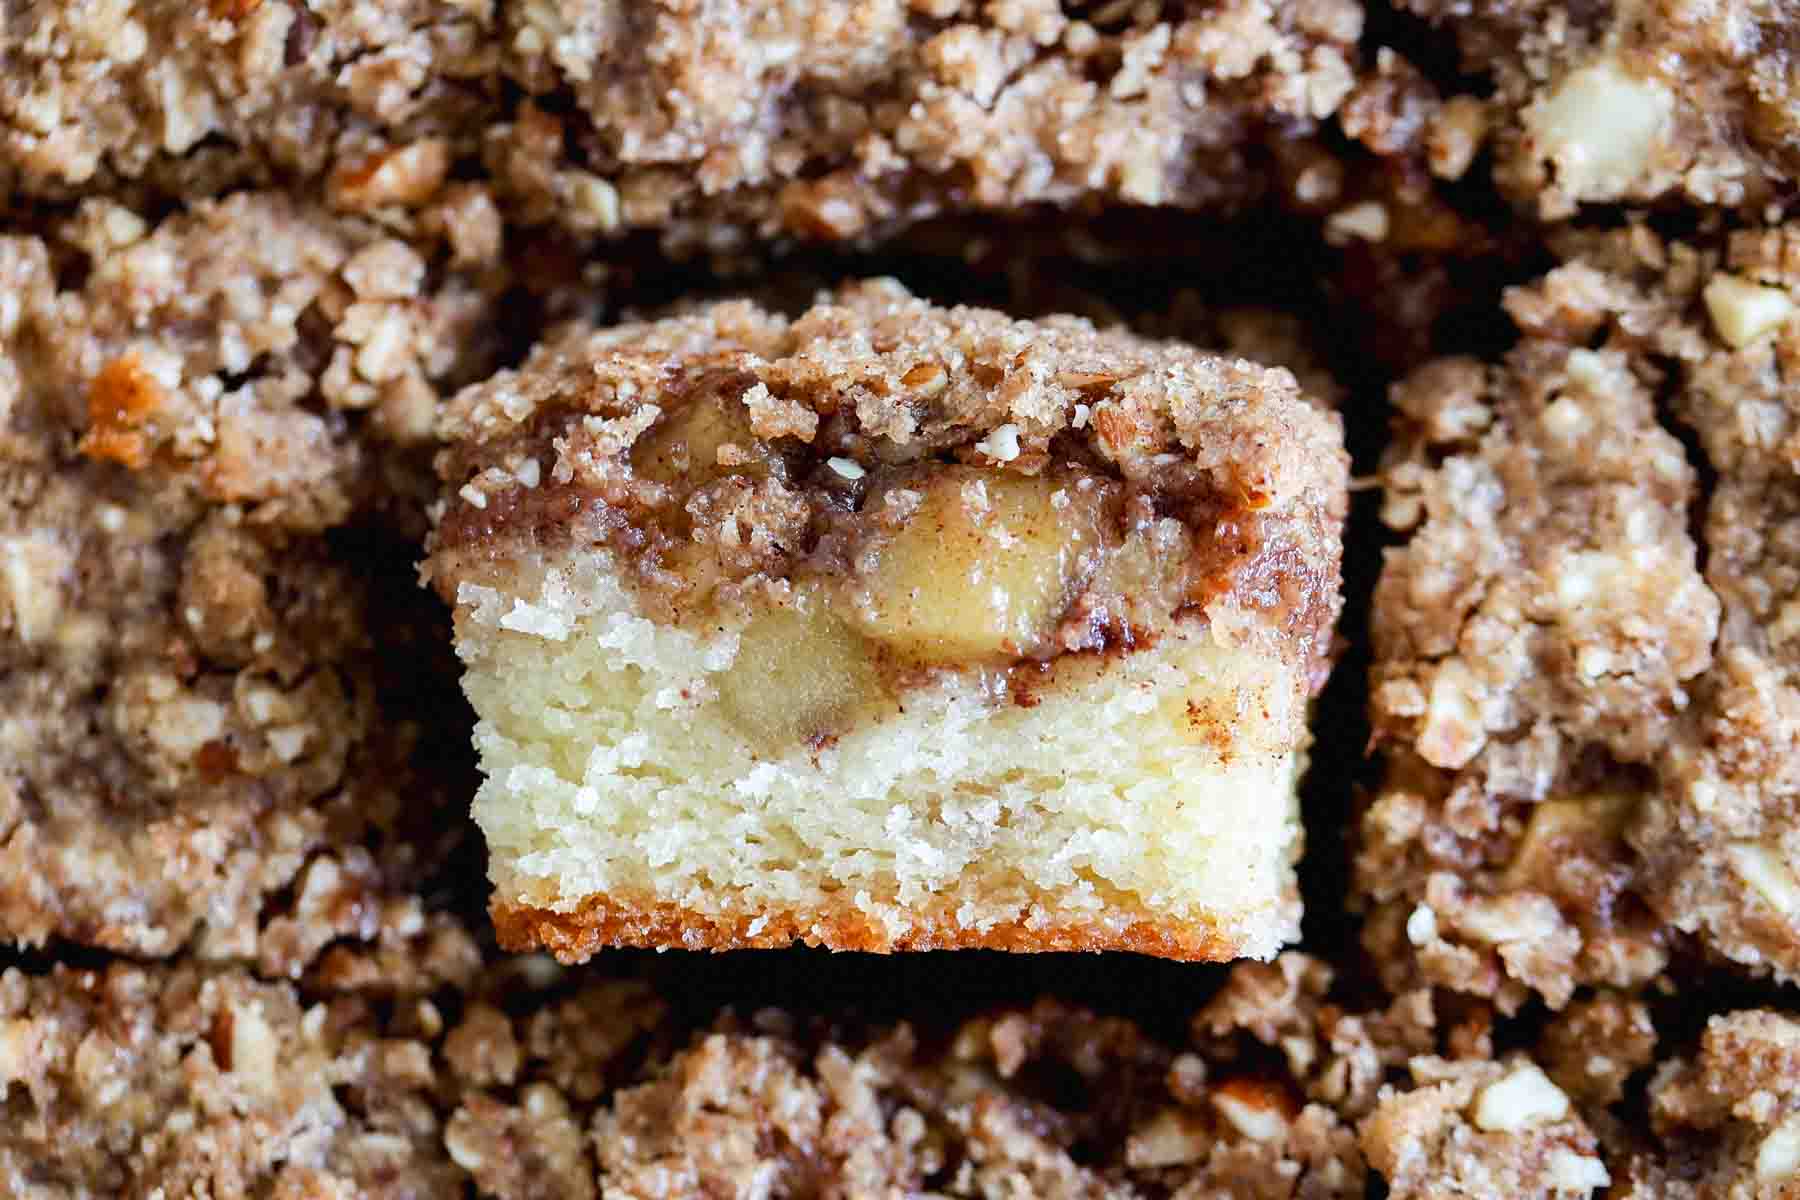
[
  {"left": 1211, "top": 1079, "right": 1296, "bottom": 1142},
  {"left": 1522, "top": 57, "right": 1672, "bottom": 202},
  {"left": 1125, "top": 1109, "right": 1212, "bottom": 1168},
  {"left": 1729, "top": 842, "right": 1800, "bottom": 919},
  {"left": 1703, "top": 274, "right": 1797, "bottom": 349},
  {"left": 1757, "top": 1115, "right": 1800, "bottom": 1182},
  {"left": 1473, "top": 1064, "right": 1571, "bottom": 1133}
]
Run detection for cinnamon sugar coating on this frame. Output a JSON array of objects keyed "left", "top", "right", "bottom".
[
  {"left": 0, "top": 955, "right": 657, "bottom": 1198},
  {"left": 432, "top": 279, "right": 1347, "bottom": 678},
  {"left": 1, "top": 2, "right": 500, "bottom": 204}
]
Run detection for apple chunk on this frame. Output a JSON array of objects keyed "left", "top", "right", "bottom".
[
  {"left": 715, "top": 591, "right": 883, "bottom": 750},
  {"left": 632, "top": 392, "right": 772, "bottom": 485},
  {"left": 849, "top": 467, "right": 1107, "bottom": 660}
]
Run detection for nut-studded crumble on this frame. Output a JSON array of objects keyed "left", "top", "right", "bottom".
[
  {"left": 0, "top": 0, "right": 1436, "bottom": 258},
  {"left": 1615, "top": 1009, "right": 1800, "bottom": 1197},
  {"left": 1364, "top": 221, "right": 1800, "bottom": 1006},
  {"left": 0, "top": 191, "right": 511, "bottom": 962},
  {"left": 9, "top": 946, "right": 1618, "bottom": 1199},
  {"left": 1363, "top": 260, "right": 1720, "bottom": 1010},
  {"left": 1401, "top": 0, "right": 1800, "bottom": 217}
]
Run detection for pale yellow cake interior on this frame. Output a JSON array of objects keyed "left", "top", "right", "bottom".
[{"left": 453, "top": 545, "right": 1305, "bottom": 957}]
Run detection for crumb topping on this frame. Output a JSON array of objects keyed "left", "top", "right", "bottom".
[
  {"left": 1363, "top": 259, "right": 1717, "bottom": 1010},
  {"left": 1364, "top": 220, "right": 1800, "bottom": 1009},
  {"left": 1408, "top": 0, "right": 1800, "bottom": 216},
  {"left": 1, "top": 0, "right": 1385, "bottom": 253},
  {"left": 8, "top": 0, "right": 1800, "bottom": 1191},
  {"left": 1616, "top": 1010, "right": 1800, "bottom": 1197},
  {"left": 0, "top": 193, "right": 506, "bottom": 961},
  {"left": 431, "top": 282, "right": 1348, "bottom": 708}
]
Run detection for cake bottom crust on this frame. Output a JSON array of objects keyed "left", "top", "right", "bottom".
[{"left": 491, "top": 891, "right": 1263, "bottom": 963}]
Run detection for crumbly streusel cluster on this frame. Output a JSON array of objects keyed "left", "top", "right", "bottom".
[{"left": 1364, "top": 223, "right": 1800, "bottom": 1012}]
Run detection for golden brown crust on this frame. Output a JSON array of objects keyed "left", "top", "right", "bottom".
[
  {"left": 492, "top": 893, "right": 1247, "bottom": 964},
  {"left": 433, "top": 285, "right": 1342, "bottom": 517}
]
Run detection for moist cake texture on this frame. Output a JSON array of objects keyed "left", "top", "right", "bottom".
[{"left": 427, "top": 281, "right": 1348, "bottom": 962}]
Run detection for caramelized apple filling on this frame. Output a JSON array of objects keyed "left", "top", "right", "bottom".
[
  {"left": 632, "top": 390, "right": 776, "bottom": 486},
  {"left": 713, "top": 589, "right": 885, "bottom": 751},
  {"left": 844, "top": 466, "right": 1109, "bottom": 662},
  {"left": 507, "top": 387, "right": 1269, "bottom": 752}
]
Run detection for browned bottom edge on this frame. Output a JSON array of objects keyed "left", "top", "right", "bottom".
[{"left": 492, "top": 892, "right": 1254, "bottom": 963}]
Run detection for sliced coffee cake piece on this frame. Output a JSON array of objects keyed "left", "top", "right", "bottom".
[{"left": 426, "top": 281, "right": 1347, "bottom": 961}]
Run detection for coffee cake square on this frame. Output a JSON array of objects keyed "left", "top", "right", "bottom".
[{"left": 426, "top": 282, "right": 1347, "bottom": 961}]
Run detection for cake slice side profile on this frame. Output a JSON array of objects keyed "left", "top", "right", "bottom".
[{"left": 425, "top": 282, "right": 1348, "bottom": 962}]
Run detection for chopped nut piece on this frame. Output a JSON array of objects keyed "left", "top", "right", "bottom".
[
  {"left": 1757, "top": 1116, "right": 1800, "bottom": 1182},
  {"left": 328, "top": 140, "right": 452, "bottom": 212},
  {"left": 1127, "top": 1108, "right": 1214, "bottom": 1167},
  {"left": 1213, "top": 1078, "right": 1298, "bottom": 1142},
  {"left": 1473, "top": 1064, "right": 1570, "bottom": 1133},
  {"left": 1427, "top": 96, "right": 1490, "bottom": 181},
  {"left": 1702, "top": 274, "right": 1796, "bottom": 349},
  {"left": 1521, "top": 59, "right": 1672, "bottom": 204},
  {"left": 1325, "top": 202, "right": 1390, "bottom": 245},
  {"left": 1728, "top": 842, "right": 1800, "bottom": 920}
]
